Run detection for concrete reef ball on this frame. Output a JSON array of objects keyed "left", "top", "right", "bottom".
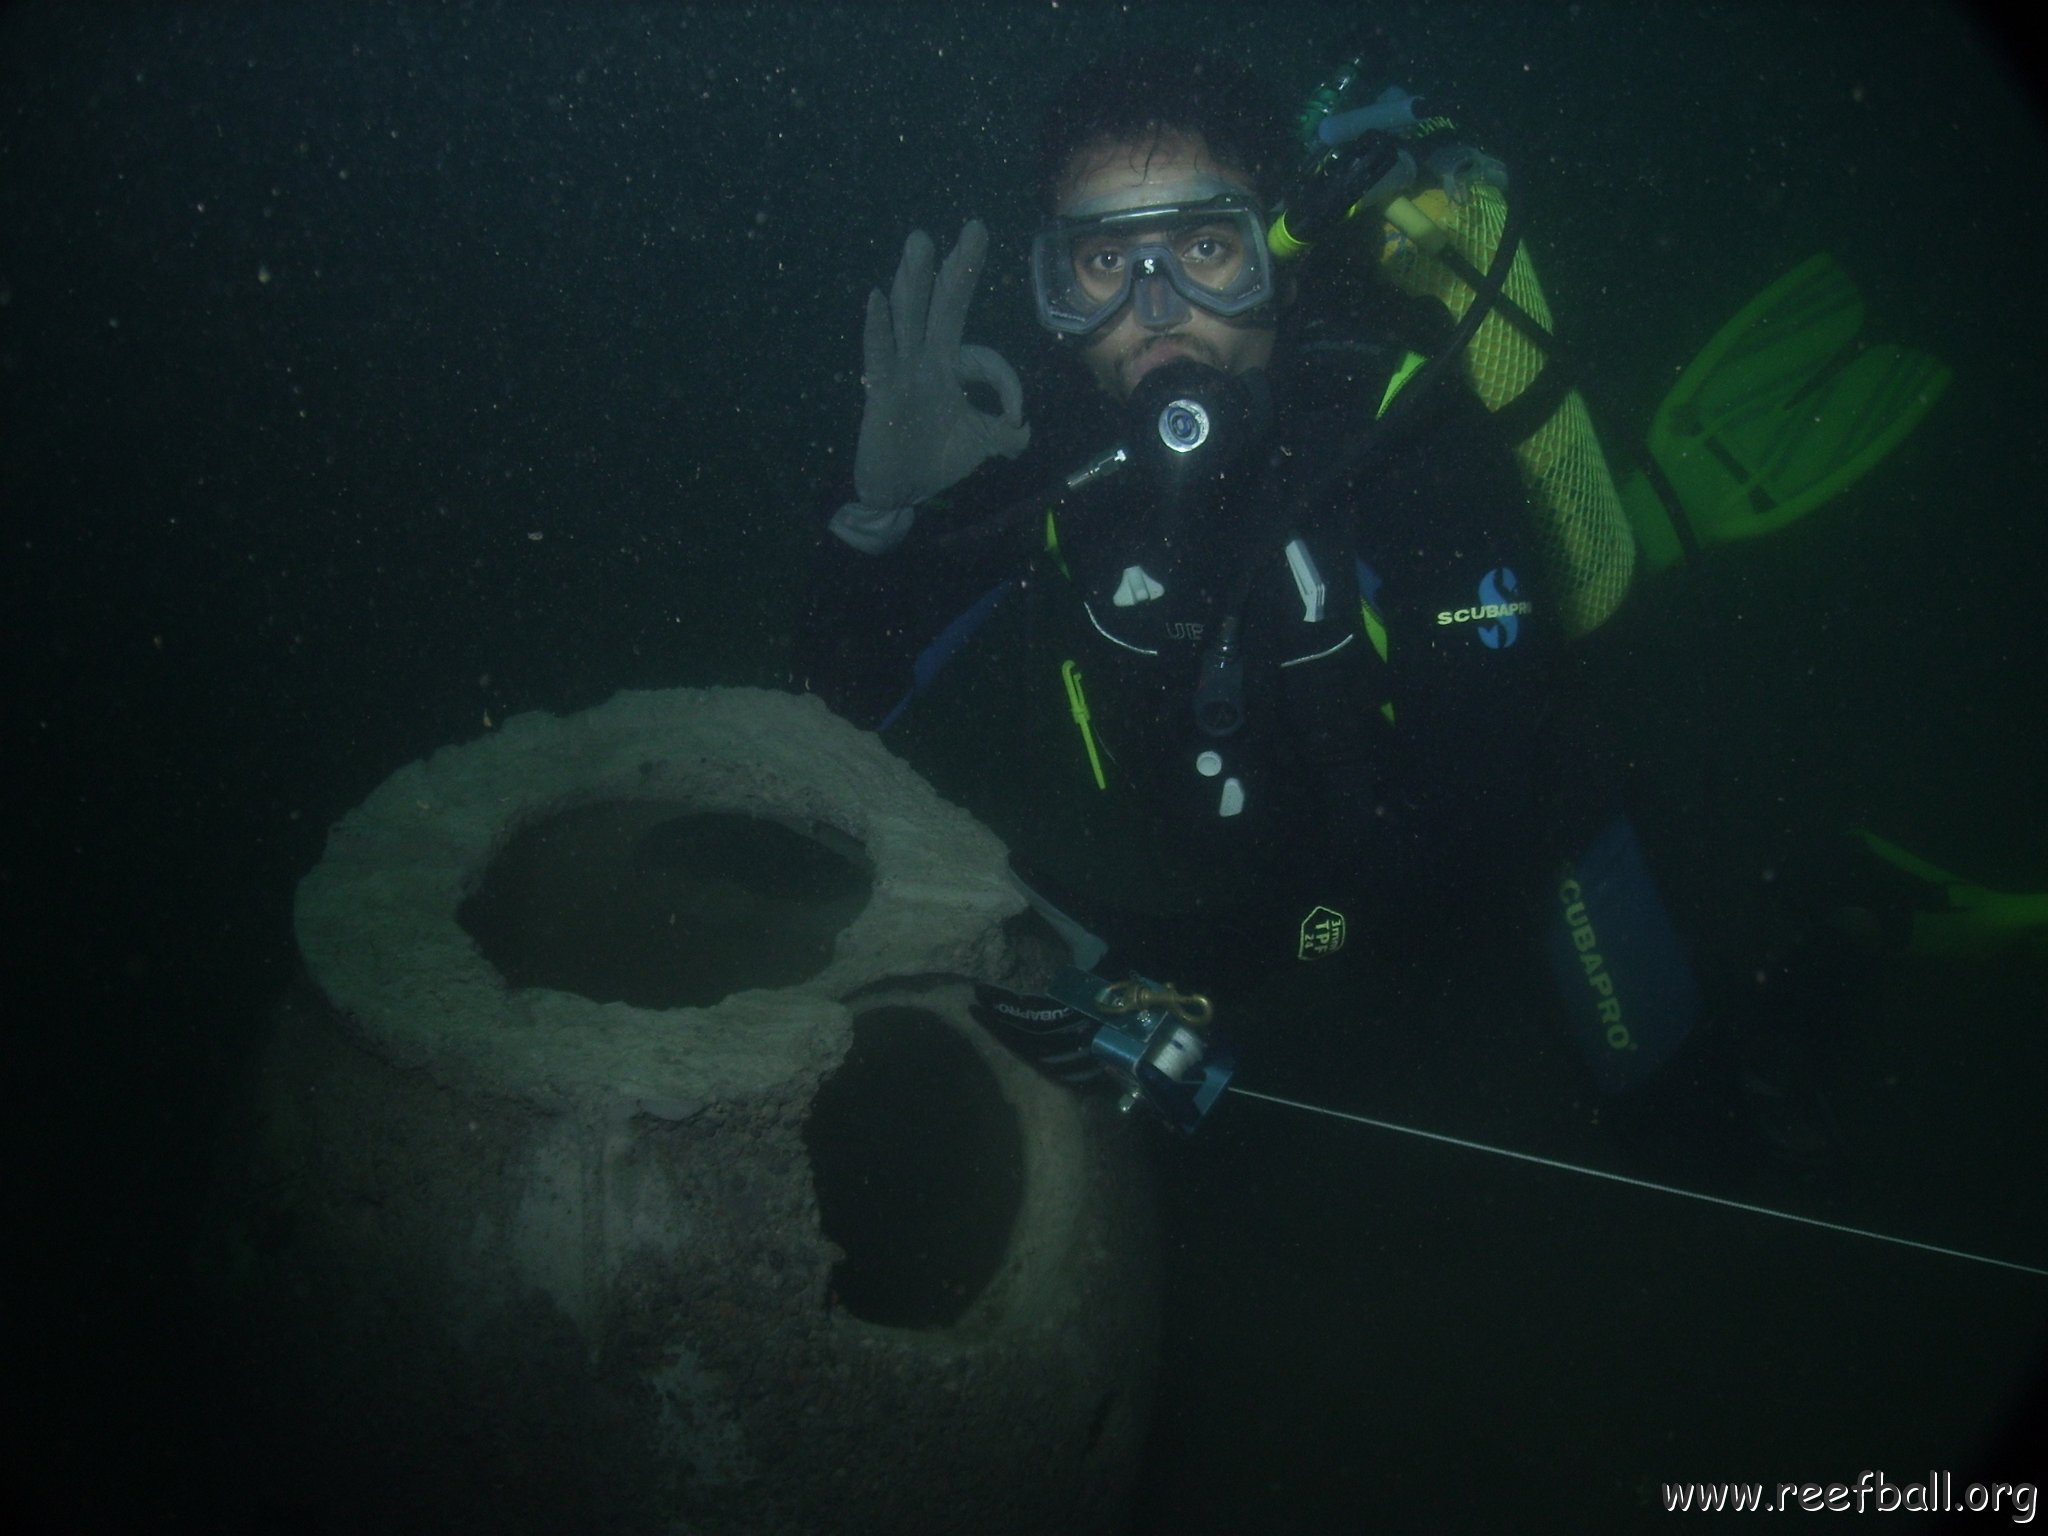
[{"left": 208, "top": 687, "right": 1158, "bottom": 1536}]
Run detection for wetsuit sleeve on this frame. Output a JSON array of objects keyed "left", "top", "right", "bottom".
[
  {"left": 795, "top": 455, "right": 1046, "bottom": 730},
  {"left": 1358, "top": 379, "right": 1575, "bottom": 903}
]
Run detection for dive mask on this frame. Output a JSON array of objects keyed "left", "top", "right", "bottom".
[{"left": 1031, "top": 192, "right": 1277, "bottom": 337}]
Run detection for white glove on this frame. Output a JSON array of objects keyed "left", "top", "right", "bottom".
[{"left": 851, "top": 219, "right": 1029, "bottom": 522}]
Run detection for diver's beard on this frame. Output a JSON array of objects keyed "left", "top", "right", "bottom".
[{"left": 1116, "top": 332, "right": 1224, "bottom": 394}]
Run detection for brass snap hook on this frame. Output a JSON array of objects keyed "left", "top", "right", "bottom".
[{"left": 1096, "top": 977, "right": 1214, "bottom": 1031}]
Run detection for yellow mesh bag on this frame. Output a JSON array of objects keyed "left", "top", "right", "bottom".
[{"left": 1378, "top": 185, "right": 1636, "bottom": 636}]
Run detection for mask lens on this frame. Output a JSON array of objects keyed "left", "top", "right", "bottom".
[
  {"left": 1172, "top": 223, "right": 1247, "bottom": 295},
  {"left": 1069, "top": 236, "right": 1129, "bottom": 309}
]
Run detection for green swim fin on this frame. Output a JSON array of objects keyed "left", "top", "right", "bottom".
[
  {"left": 1622, "top": 254, "right": 1954, "bottom": 573},
  {"left": 1842, "top": 830, "right": 2048, "bottom": 960}
]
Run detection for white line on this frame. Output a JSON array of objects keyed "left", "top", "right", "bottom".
[{"left": 1229, "top": 1085, "right": 2048, "bottom": 1280}]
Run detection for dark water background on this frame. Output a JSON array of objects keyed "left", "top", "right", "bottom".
[{"left": 5, "top": 2, "right": 2044, "bottom": 1529}]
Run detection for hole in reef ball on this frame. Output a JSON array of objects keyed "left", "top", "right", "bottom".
[
  {"left": 458, "top": 804, "right": 872, "bottom": 1009},
  {"left": 805, "top": 1006, "right": 1025, "bottom": 1328}
]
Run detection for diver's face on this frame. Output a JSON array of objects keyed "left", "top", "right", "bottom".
[{"left": 1056, "top": 131, "right": 1277, "bottom": 403}]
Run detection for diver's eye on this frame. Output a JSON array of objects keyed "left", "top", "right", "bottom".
[
  {"left": 1080, "top": 247, "right": 1124, "bottom": 276},
  {"left": 1179, "top": 229, "right": 1238, "bottom": 267}
]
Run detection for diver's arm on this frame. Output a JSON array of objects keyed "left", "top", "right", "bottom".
[
  {"left": 796, "top": 456, "right": 1046, "bottom": 729},
  {"left": 797, "top": 220, "right": 1038, "bottom": 726},
  {"left": 795, "top": 524, "right": 919, "bottom": 727},
  {"left": 1373, "top": 384, "right": 1572, "bottom": 868}
]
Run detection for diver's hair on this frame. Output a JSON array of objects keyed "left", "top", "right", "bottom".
[{"left": 1034, "top": 48, "right": 1292, "bottom": 214}]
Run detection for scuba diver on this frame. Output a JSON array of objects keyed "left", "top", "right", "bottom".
[
  {"left": 798, "top": 43, "right": 2040, "bottom": 1141},
  {"left": 802, "top": 45, "right": 1638, "bottom": 1131}
]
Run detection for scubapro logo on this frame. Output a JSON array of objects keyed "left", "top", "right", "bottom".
[
  {"left": 1435, "top": 567, "right": 1530, "bottom": 648},
  {"left": 1558, "top": 873, "right": 1630, "bottom": 1052}
]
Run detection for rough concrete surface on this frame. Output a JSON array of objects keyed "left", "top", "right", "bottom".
[{"left": 202, "top": 688, "right": 1158, "bottom": 1535}]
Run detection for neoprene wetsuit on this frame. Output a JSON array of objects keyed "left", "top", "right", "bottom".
[{"left": 801, "top": 293, "right": 1595, "bottom": 1004}]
